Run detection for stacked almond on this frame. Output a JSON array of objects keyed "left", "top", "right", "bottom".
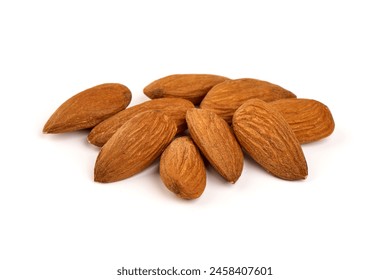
[{"left": 43, "top": 74, "right": 335, "bottom": 200}]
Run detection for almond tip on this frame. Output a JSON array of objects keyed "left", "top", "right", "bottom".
[{"left": 42, "top": 123, "right": 50, "bottom": 134}]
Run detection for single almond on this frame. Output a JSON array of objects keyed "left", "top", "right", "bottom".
[
  {"left": 88, "top": 98, "right": 194, "bottom": 147},
  {"left": 160, "top": 136, "right": 206, "bottom": 199},
  {"left": 43, "top": 83, "right": 131, "bottom": 133},
  {"left": 143, "top": 74, "right": 230, "bottom": 104},
  {"left": 200, "top": 78, "right": 296, "bottom": 123},
  {"left": 232, "top": 99, "right": 308, "bottom": 180},
  {"left": 186, "top": 108, "right": 243, "bottom": 183},
  {"left": 94, "top": 111, "right": 176, "bottom": 183},
  {"left": 270, "top": 98, "right": 335, "bottom": 144}
]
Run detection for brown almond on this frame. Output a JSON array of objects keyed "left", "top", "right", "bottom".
[
  {"left": 186, "top": 108, "right": 243, "bottom": 183},
  {"left": 160, "top": 136, "right": 206, "bottom": 199},
  {"left": 143, "top": 74, "right": 230, "bottom": 104},
  {"left": 94, "top": 111, "right": 176, "bottom": 183},
  {"left": 270, "top": 98, "right": 335, "bottom": 144},
  {"left": 200, "top": 78, "right": 296, "bottom": 123},
  {"left": 43, "top": 83, "right": 131, "bottom": 133},
  {"left": 232, "top": 99, "right": 307, "bottom": 180},
  {"left": 88, "top": 98, "right": 194, "bottom": 147}
]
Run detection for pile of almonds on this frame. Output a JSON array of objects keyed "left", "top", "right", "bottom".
[{"left": 43, "top": 74, "right": 335, "bottom": 199}]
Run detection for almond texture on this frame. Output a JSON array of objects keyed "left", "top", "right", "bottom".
[
  {"left": 232, "top": 99, "right": 308, "bottom": 180},
  {"left": 160, "top": 136, "right": 206, "bottom": 199},
  {"left": 270, "top": 98, "right": 335, "bottom": 144},
  {"left": 94, "top": 111, "right": 177, "bottom": 183},
  {"left": 186, "top": 108, "right": 243, "bottom": 183},
  {"left": 43, "top": 83, "right": 131, "bottom": 133},
  {"left": 143, "top": 74, "right": 230, "bottom": 104},
  {"left": 88, "top": 98, "right": 194, "bottom": 147},
  {"left": 200, "top": 78, "right": 296, "bottom": 123}
]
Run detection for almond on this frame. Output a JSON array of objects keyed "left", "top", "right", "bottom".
[
  {"left": 143, "top": 74, "right": 230, "bottom": 104},
  {"left": 160, "top": 136, "right": 206, "bottom": 199},
  {"left": 200, "top": 78, "right": 296, "bottom": 123},
  {"left": 88, "top": 98, "right": 194, "bottom": 147},
  {"left": 94, "top": 111, "right": 176, "bottom": 183},
  {"left": 43, "top": 83, "right": 131, "bottom": 133},
  {"left": 270, "top": 98, "right": 335, "bottom": 144},
  {"left": 232, "top": 99, "right": 307, "bottom": 180},
  {"left": 186, "top": 108, "right": 243, "bottom": 183}
]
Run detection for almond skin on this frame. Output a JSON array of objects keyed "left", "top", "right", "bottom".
[
  {"left": 43, "top": 83, "right": 131, "bottom": 133},
  {"left": 88, "top": 98, "right": 194, "bottom": 147},
  {"left": 232, "top": 99, "right": 308, "bottom": 180},
  {"left": 186, "top": 108, "right": 243, "bottom": 183},
  {"left": 270, "top": 98, "right": 335, "bottom": 144},
  {"left": 160, "top": 136, "right": 206, "bottom": 199},
  {"left": 94, "top": 111, "right": 177, "bottom": 183},
  {"left": 200, "top": 78, "right": 296, "bottom": 123},
  {"left": 143, "top": 74, "right": 230, "bottom": 104}
]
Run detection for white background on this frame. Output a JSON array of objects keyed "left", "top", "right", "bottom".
[{"left": 1, "top": 1, "right": 389, "bottom": 279}]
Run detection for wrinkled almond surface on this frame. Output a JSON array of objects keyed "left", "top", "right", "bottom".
[
  {"left": 88, "top": 98, "right": 194, "bottom": 147},
  {"left": 233, "top": 99, "right": 308, "bottom": 180},
  {"left": 270, "top": 98, "right": 335, "bottom": 144},
  {"left": 186, "top": 108, "right": 243, "bottom": 183},
  {"left": 160, "top": 136, "right": 206, "bottom": 199},
  {"left": 94, "top": 111, "right": 176, "bottom": 183},
  {"left": 143, "top": 74, "right": 230, "bottom": 104},
  {"left": 43, "top": 83, "right": 131, "bottom": 133},
  {"left": 200, "top": 78, "right": 296, "bottom": 123}
]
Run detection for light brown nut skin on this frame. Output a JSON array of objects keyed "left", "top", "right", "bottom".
[
  {"left": 269, "top": 98, "right": 335, "bottom": 144},
  {"left": 88, "top": 98, "right": 194, "bottom": 147},
  {"left": 43, "top": 83, "right": 131, "bottom": 133},
  {"left": 232, "top": 99, "right": 308, "bottom": 180},
  {"left": 200, "top": 78, "right": 296, "bottom": 123},
  {"left": 186, "top": 108, "right": 243, "bottom": 183},
  {"left": 94, "top": 111, "right": 177, "bottom": 183},
  {"left": 160, "top": 136, "right": 206, "bottom": 200},
  {"left": 143, "top": 74, "right": 230, "bottom": 104}
]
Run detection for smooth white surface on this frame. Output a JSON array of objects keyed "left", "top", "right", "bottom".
[{"left": 1, "top": 1, "right": 389, "bottom": 279}]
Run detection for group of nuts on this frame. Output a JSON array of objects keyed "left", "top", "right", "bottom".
[{"left": 43, "top": 74, "right": 335, "bottom": 199}]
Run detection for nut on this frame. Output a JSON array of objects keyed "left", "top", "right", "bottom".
[
  {"left": 43, "top": 83, "right": 131, "bottom": 133},
  {"left": 233, "top": 99, "right": 308, "bottom": 180},
  {"left": 94, "top": 110, "right": 176, "bottom": 183},
  {"left": 160, "top": 136, "right": 206, "bottom": 199},
  {"left": 143, "top": 74, "right": 229, "bottom": 104},
  {"left": 200, "top": 78, "right": 296, "bottom": 123},
  {"left": 88, "top": 98, "right": 194, "bottom": 147},
  {"left": 186, "top": 108, "right": 243, "bottom": 183},
  {"left": 270, "top": 98, "right": 335, "bottom": 144}
]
